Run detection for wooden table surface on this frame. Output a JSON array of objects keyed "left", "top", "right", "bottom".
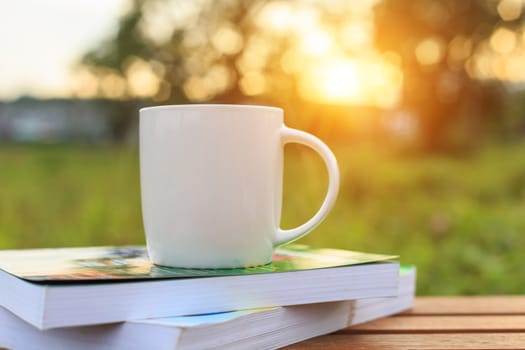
[{"left": 285, "top": 296, "right": 525, "bottom": 349}]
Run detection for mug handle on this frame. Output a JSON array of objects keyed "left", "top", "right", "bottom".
[{"left": 274, "top": 126, "right": 340, "bottom": 246}]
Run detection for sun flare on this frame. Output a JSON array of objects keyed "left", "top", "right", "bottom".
[
  {"left": 297, "top": 54, "right": 402, "bottom": 107},
  {"left": 315, "top": 60, "right": 361, "bottom": 103},
  {"left": 255, "top": 2, "right": 403, "bottom": 107}
]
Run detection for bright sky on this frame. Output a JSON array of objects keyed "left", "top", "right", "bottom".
[{"left": 0, "top": 0, "right": 128, "bottom": 100}]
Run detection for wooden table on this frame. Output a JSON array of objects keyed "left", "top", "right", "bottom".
[{"left": 286, "top": 296, "right": 525, "bottom": 349}]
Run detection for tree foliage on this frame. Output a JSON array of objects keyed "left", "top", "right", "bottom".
[
  {"left": 80, "top": 0, "right": 525, "bottom": 149},
  {"left": 373, "top": 0, "right": 524, "bottom": 150}
]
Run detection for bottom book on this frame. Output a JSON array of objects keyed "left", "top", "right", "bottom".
[{"left": 0, "top": 266, "right": 415, "bottom": 350}]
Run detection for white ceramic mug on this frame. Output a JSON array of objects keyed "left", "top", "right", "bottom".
[{"left": 140, "top": 104, "right": 339, "bottom": 268}]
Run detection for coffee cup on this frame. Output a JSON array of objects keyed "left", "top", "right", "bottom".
[{"left": 140, "top": 104, "right": 339, "bottom": 268}]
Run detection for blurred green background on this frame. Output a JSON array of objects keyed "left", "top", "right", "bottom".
[{"left": 2, "top": 0, "right": 525, "bottom": 295}]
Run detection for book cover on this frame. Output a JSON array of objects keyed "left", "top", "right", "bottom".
[
  {"left": 0, "top": 244, "right": 397, "bottom": 282},
  {"left": 0, "top": 244, "right": 399, "bottom": 329}
]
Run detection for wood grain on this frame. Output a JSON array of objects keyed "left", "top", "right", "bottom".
[
  {"left": 345, "top": 315, "right": 525, "bottom": 333},
  {"left": 285, "top": 296, "right": 525, "bottom": 349},
  {"left": 285, "top": 333, "right": 525, "bottom": 349},
  {"left": 409, "top": 296, "right": 525, "bottom": 315}
]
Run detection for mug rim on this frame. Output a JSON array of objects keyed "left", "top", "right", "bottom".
[{"left": 140, "top": 104, "right": 282, "bottom": 114}]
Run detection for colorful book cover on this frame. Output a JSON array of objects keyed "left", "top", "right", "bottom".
[{"left": 0, "top": 244, "right": 397, "bottom": 283}]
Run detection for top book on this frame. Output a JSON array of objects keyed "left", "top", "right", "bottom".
[{"left": 0, "top": 244, "right": 399, "bottom": 329}]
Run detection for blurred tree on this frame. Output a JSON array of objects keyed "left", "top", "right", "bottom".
[
  {"left": 373, "top": 0, "right": 524, "bottom": 151},
  {"left": 79, "top": 0, "right": 525, "bottom": 149},
  {"left": 80, "top": 0, "right": 322, "bottom": 140},
  {"left": 81, "top": 0, "right": 263, "bottom": 103}
]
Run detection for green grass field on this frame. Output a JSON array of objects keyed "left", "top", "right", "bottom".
[{"left": 1, "top": 142, "right": 524, "bottom": 295}]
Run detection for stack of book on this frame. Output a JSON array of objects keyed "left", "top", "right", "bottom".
[{"left": 0, "top": 244, "right": 415, "bottom": 349}]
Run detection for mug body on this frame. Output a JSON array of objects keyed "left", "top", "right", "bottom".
[{"left": 140, "top": 104, "right": 283, "bottom": 268}]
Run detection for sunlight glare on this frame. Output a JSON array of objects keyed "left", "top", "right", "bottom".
[
  {"left": 291, "top": 7, "right": 319, "bottom": 31},
  {"left": 506, "top": 53, "right": 525, "bottom": 80},
  {"left": 301, "top": 30, "right": 334, "bottom": 56},
  {"left": 100, "top": 73, "right": 127, "bottom": 99},
  {"left": 239, "top": 71, "right": 266, "bottom": 96},
  {"left": 497, "top": 0, "right": 522, "bottom": 21},
  {"left": 211, "top": 25, "right": 244, "bottom": 55},
  {"left": 140, "top": 0, "right": 202, "bottom": 45},
  {"left": 365, "top": 61, "right": 403, "bottom": 107},
  {"left": 341, "top": 21, "right": 373, "bottom": 51},
  {"left": 280, "top": 49, "right": 301, "bottom": 74},
  {"left": 415, "top": 38, "right": 445, "bottom": 66},
  {"left": 298, "top": 52, "right": 402, "bottom": 107},
  {"left": 183, "top": 76, "right": 211, "bottom": 101},
  {"left": 258, "top": 1, "right": 293, "bottom": 32},
  {"left": 236, "top": 34, "right": 270, "bottom": 73},
  {"left": 125, "top": 57, "right": 161, "bottom": 98},
  {"left": 321, "top": 62, "right": 359, "bottom": 100},
  {"left": 300, "top": 59, "right": 360, "bottom": 104},
  {"left": 490, "top": 27, "right": 517, "bottom": 55}
]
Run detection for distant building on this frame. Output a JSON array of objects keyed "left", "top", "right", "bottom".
[{"left": 0, "top": 98, "right": 112, "bottom": 143}]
